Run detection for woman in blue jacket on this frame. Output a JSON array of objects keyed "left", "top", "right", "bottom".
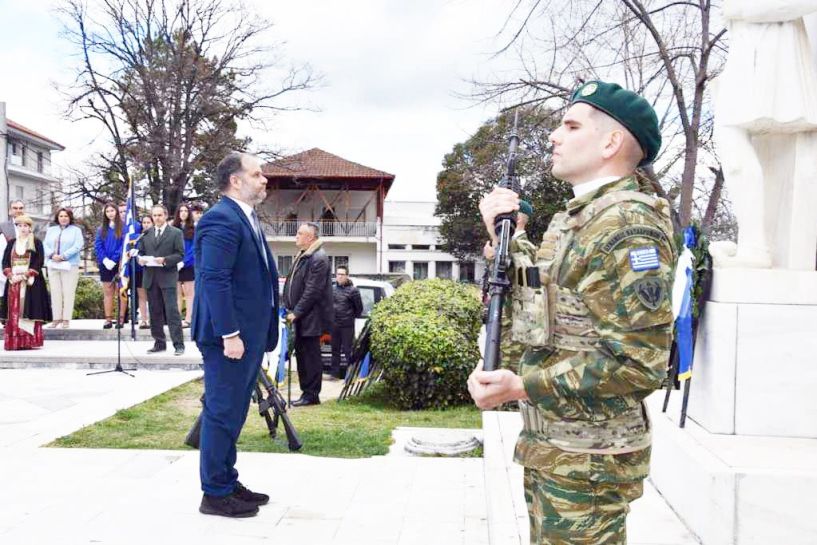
[
  {"left": 43, "top": 208, "right": 85, "bottom": 328},
  {"left": 174, "top": 203, "right": 196, "bottom": 328},
  {"left": 94, "top": 202, "right": 125, "bottom": 328}
]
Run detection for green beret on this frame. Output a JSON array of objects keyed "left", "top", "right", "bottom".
[
  {"left": 518, "top": 200, "right": 533, "bottom": 217},
  {"left": 570, "top": 80, "right": 661, "bottom": 167}
]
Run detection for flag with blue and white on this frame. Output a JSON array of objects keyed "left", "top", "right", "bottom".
[
  {"left": 118, "top": 184, "right": 139, "bottom": 287},
  {"left": 671, "top": 227, "right": 697, "bottom": 381},
  {"left": 629, "top": 246, "right": 660, "bottom": 271}
]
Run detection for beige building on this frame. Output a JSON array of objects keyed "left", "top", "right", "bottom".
[
  {"left": 261, "top": 148, "right": 482, "bottom": 282},
  {"left": 0, "top": 102, "right": 64, "bottom": 224}
]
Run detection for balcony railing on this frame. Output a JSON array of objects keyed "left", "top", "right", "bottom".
[{"left": 262, "top": 220, "right": 377, "bottom": 238}]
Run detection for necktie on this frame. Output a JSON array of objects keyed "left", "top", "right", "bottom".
[
  {"left": 251, "top": 211, "right": 268, "bottom": 268},
  {"left": 156, "top": 227, "right": 162, "bottom": 239}
]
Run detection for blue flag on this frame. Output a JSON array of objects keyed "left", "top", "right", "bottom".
[
  {"left": 675, "top": 227, "right": 696, "bottom": 381},
  {"left": 118, "top": 186, "right": 138, "bottom": 287},
  {"left": 276, "top": 323, "right": 288, "bottom": 384},
  {"left": 357, "top": 352, "right": 371, "bottom": 381}
]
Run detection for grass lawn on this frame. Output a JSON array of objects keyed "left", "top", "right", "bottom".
[{"left": 48, "top": 378, "right": 483, "bottom": 458}]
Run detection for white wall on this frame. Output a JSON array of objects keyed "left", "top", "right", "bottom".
[{"left": 0, "top": 102, "right": 7, "bottom": 217}]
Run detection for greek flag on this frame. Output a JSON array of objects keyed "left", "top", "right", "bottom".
[
  {"left": 672, "top": 227, "right": 696, "bottom": 381},
  {"left": 119, "top": 185, "right": 138, "bottom": 287},
  {"left": 357, "top": 352, "right": 372, "bottom": 381},
  {"left": 629, "top": 246, "right": 660, "bottom": 271}
]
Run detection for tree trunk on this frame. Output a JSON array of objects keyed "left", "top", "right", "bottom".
[{"left": 702, "top": 166, "right": 724, "bottom": 234}]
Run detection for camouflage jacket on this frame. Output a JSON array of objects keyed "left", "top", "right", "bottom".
[
  {"left": 500, "top": 231, "right": 538, "bottom": 373},
  {"left": 514, "top": 176, "right": 676, "bottom": 473}
]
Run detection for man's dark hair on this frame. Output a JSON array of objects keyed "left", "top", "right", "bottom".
[
  {"left": 216, "top": 152, "right": 245, "bottom": 192},
  {"left": 53, "top": 207, "right": 75, "bottom": 225},
  {"left": 336, "top": 265, "right": 348, "bottom": 275}
]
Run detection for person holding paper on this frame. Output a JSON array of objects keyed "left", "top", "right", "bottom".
[
  {"left": 94, "top": 202, "right": 126, "bottom": 329},
  {"left": 43, "top": 208, "right": 85, "bottom": 329},
  {"left": 137, "top": 204, "right": 185, "bottom": 355},
  {"left": 1, "top": 215, "right": 52, "bottom": 350}
]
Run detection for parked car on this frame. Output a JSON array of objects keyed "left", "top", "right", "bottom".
[{"left": 319, "top": 275, "right": 400, "bottom": 372}]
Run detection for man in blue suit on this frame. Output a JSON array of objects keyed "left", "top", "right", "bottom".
[{"left": 192, "top": 152, "right": 279, "bottom": 518}]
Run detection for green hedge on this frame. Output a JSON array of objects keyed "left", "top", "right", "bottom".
[
  {"left": 370, "top": 279, "right": 482, "bottom": 410},
  {"left": 73, "top": 275, "right": 105, "bottom": 319}
]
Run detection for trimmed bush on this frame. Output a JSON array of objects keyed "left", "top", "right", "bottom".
[
  {"left": 73, "top": 275, "right": 105, "bottom": 319},
  {"left": 370, "top": 279, "right": 482, "bottom": 410}
]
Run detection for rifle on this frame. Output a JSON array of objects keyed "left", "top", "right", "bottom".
[
  {"left": 482, "top": 110, "right": 521, "bottom": 372},
  {"left": 183, "top": 368, "right": 303, "bottom": 451}
]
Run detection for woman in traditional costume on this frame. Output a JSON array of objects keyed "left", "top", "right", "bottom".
[{"left": 1, "top": 214, "right": 52, "bottom": 350}]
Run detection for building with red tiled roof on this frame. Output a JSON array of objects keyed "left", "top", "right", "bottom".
[
  {"left": 259, "top": 147, "right": 483, "bottom": 283},
  {"left": 1, "top": 104, "right": 65, "bottom": 223}
]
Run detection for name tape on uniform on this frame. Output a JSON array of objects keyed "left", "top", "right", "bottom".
[{"left": 629, "top": 246, "right": 660, "bottom": 271}]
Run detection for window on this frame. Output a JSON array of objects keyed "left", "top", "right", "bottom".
[
  {"left": 15, "top": 186, "right": 23, "bottom": 200},
  {"left": 459, "top": 262, "right": 475, "bottom": 283},
  {"left": 412, "top": 244, "right": 430, "bottom": 251},
  {"left": 330, "top": 255, "right": 349, "bottom": 271},
  {"left": 10, "top": 142, "right": 17, "bottom": 155},
  {"left": 388, "top": 244, "right": 406, "bottom": 250},
  {"left": 37, "top": 152, "right": 44, "bottom": 173},
  {"left": 413, "top": 262, "right": 429, "bottom": 280},
  {"left": 277, "top": 255, "right": 293, "bottom": 277},
  {"left": 36, "top": 189, "right": 45, "bottom": 214},
  {"left": 436, "top": 261, "right": 452, "bottom": 279},
  {"left": 389, "top": 261, "right": 405, "bottom": 273},
  {"left": 20, "top": 146, "right": 27, "bottom": 167}
]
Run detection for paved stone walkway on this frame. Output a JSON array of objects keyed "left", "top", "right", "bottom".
[{"left": 0, "top": 369, "right": 699, "bottom": 544}]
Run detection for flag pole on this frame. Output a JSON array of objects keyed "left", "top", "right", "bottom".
[{"left": 129, "top": 178, "right": 138, "bottom": 341}]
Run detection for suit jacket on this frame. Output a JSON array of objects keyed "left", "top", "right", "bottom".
[
  {"left": 282, "top": 242, "right": 334, "bottom": 337},
  {"left": 136, "top": 224, "right": 184, "bottom": 289},
  {"left": 0, "top": 221, "right": 16, "bottom": 242},
  {"left": 191, "top": 197, "right": 279, "bottom": 353}
]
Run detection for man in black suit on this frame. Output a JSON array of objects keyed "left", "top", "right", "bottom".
[
  {"left": 282, "top": 222, "right": 334, "bottom": 406},
  {"left": 137, "top": 204, "right": 185, "bottom": 355},
  {"left": 0, "top": 200, "right": 26, "bottom": 241}
]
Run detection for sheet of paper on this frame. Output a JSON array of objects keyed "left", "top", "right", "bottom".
[{"left": 140, "top": 255, "right": 164, "bottom": 267}]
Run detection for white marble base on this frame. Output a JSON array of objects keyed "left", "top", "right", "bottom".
[
  {"left": 708, "top": 268, "right": 817, "bottom": 304},
  {"left": 650, "top": 394, "right": 817, "bottom": 545},
  {"left": 687, "top": 298, "right": 817, "bottom": 438}
]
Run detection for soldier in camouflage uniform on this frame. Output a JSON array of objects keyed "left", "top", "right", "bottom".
[
  {"left": 468, "top": 80, "right": 676, "bottom": 545},
  {"left": 483, "top": 201, "right": 538, "bottom": 375}
]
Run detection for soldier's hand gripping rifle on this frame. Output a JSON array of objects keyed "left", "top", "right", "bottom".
[{"left": 482, "top": 110, "right": 521, "bottom": 372}]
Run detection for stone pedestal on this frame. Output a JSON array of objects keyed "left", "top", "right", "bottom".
[
  {"left": 687, "top": 268, "right": 817, "bottom": 437},
  {"left": 651, "top": 267, "right": 817, "bottom": 544}
]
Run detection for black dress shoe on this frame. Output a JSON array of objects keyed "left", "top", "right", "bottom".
[
  {"left": 199, "top": 493, "right": 258, "bottom": 518},
  {"left": 233, "top": 482, "right": 269, "bottom": 506},
  {"left": 174, "top": 346, "right": 185, "bottom": 356},
  {"left": 147, "top": 345, "right": 166, "bottom": 354},
  {"left": 102, "top": 321, "right": 113, "bottom": 330},
  {"left": 291, "top": 397, "right": 320, "bottom": 407}
]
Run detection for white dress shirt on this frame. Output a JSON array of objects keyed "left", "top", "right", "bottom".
[{"left": 572, "top": 176, "right": 622, "bottom": 199}]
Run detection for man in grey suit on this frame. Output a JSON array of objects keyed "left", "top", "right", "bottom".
[
  {"left": 137, "top": 204, "right": 185, "bottom": 355},
  {"left": 0, "top": 200, "right": 26, "bottom": 241}
]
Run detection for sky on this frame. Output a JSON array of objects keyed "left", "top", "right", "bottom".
[{"left": 0, "top": 0, "right": 521, "bottom": 202}]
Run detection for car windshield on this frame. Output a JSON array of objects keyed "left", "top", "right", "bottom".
[{"left": 358, "top": 287, "right": 376, "bottom": 317}]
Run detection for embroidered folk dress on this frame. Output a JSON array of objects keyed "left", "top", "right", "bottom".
[{"left": 1, "top": 237, "right": 52, "bottom": 350}]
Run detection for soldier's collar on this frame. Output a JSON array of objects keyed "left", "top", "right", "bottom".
[{"left": 566, "top": 176, "right": 639, "bottom": 215}]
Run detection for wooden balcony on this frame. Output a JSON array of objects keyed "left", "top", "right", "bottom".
[{"left": 262, "top": 220, "right": 378, "bottom": 238}]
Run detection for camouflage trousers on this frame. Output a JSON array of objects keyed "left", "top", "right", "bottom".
[{"left": 523, "top": 467, "right": 644, "bottom": 545}]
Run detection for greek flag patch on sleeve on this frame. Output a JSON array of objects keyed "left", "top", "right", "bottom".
[{"left": 629, "top": 246, "right": 660, "bottom": 271}]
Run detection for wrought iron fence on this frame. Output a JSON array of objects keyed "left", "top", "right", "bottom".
[{"left": 262, "top": 220, "right": 377, "bottom": 237}]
